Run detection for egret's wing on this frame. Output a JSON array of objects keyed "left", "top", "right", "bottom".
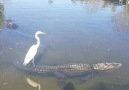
[{"left": 23, "top": 45, "right": 37, "bottom": 65}]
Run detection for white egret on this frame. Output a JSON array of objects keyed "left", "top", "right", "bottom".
[{"left": 23, "top": 31, "right": 46, "bottom": 66}]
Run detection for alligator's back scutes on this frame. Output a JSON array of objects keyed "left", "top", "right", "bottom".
[
  {"left": 23, "top": 63, "right": 92, "bottom": 73},
  {"left": 14, "top": 62, "right": 122, "bottom": 77}
]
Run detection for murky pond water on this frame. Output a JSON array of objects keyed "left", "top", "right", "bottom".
[{"left": 0, "top": 0, "right": 129, "bottom": 90}]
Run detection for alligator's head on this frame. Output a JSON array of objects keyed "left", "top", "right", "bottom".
[{"left": 92, "top": 62, "right": 122, "bottom": 72}]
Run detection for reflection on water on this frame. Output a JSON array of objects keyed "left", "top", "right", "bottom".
[
  {"left": 86, "top": 82, "right": 129, "bottom": 90},
  {"left": 112, "top": 4, "right": 129, "bottom": 32},
  {"left": 0, "top": 0, "right": 13, "bottom": 5},
  {"left": 48, "top": 0, "right": 53, "bottom": 4},
  {"left": 25, "top": 77, "right": 41, "bottom": 90},
  {"left": 0, "top": 3, "right": 4, "bottom": 30},
  {"left": 71, "top": 0, "right": 104, "bottom": 12},
  {"left": 0, "top": 0, "right": 129, "bottom": 90}
]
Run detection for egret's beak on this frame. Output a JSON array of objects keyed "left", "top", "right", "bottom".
[{"left": 42, "top": 32, "right": 46, "bottom": 34}]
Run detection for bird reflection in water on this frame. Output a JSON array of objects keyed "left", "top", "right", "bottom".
[{"left": 25, "top": 77, "right": 41, "bottom": 90}]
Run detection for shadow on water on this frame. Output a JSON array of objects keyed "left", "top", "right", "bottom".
[
  {"left": 89, "top": 82, "right": 108, "bottom": 90},
  {"left": 86, "top": 82, "right": 129, "bottom": 90},
  {"left": 62, "top": 82, "right": 76, "bottom": 90}
]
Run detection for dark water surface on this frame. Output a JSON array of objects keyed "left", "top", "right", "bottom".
[{"left": 0, "top": 0, "right": 129, "bottom": 90}]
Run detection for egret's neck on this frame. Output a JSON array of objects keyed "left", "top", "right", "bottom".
[{"left": 35, "top": 35, "right": 40, "bottom": 48}]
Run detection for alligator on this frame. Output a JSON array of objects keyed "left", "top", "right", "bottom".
[
  {"left": 14, "top": 62, "right": 122, "bottom": 79},
  {"left": 6, "top": 18, "right": 18, "bottom": 30}
]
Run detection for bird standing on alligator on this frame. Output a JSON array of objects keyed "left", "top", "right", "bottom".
[{"left": 13, "top": 31, "right": 122, "bottom": 83}]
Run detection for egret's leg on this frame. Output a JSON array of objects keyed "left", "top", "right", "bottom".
[{"left": 32, "top": 58, "right": 35, "bottom": 65}]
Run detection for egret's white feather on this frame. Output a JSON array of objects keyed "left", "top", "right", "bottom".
[
  {"left": 23, "top": 45, "right": 37, "bottom": 65},
  {"left": 23, "top": 31, "right": 46, "bottom": 66}
]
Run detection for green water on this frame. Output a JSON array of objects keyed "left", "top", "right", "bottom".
[{"left": 0, "top": 0, "right": 129, "bottom": 90}]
